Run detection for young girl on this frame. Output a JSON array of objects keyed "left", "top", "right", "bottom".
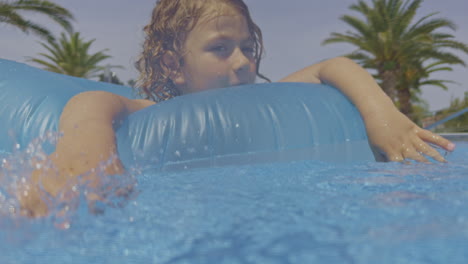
[{"left": 19, "top": 0, "right": 455, "bottom": 217}]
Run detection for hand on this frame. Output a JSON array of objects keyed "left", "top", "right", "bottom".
[
  {"left": 17, "top": 162, "right": 78, "bottom": 218},
  {"left": 364, "top": 107, "right": 455, "bottom": 163},
  {"left": 17, "top": 156, "right": 135, "bottom": 219}
]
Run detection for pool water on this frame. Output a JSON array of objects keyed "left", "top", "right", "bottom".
[{"left": 1, "top": 142, "right": 467, "bottom": 264}]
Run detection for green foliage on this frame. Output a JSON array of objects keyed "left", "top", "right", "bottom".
[
  {"left": 435, "top": 93, "right": 468, "bottom": 132},
  {"left": 410, "top": 99, "right": 430, "bottom": 126},
  {"left": 0, "top": 0, "right": 74, "bottom": 40},
  {"left": 323, "top": 0, "right": 468, "bottom": 117},
  {"left": 98, "top": 71, "right": 123, "bottom": 85},
  {"left": 127, "top": 79, "right": 137, "bottom": 88},
  {"left": 29, "top": 31, "right": 121, "bottom": 79}
]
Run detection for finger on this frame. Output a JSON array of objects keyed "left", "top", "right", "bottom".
[
  {"left": 399, "top": 144, "right": 430, "bottom": 163},
  {"left": 18, "top": 186, "right": 49, "bottom": 218},
  {"left": 386, "top": 151, "right": 405, "bottom": 162},
  {"left": 87, "top": 192, "right": 106, "bottom": 215},
  {"left": 417, "top": 129, "right": 455, "bottom": 152},
  {"left": 413, "top": 139, "right": 447, "bottom": 163},
  {"left": 403, "top": 149, "right": 430, "bottom": 163}
]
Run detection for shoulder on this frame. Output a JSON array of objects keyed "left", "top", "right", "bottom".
[
  {"left": 130, "top": 98, "right": 156, "bottom": 110},
  {"left": 64, "top": 91, "right": 155, "bottom": 120},
  {"left": 67, "top": 91, "right": 153, "bottom": 110},
  {"left": 67, "top": 90, "right": 123, "bottom": 105}
]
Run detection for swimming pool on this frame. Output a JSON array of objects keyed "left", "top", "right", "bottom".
[{"left": 1, "top": 142, "right": 467, "bottom": 263}]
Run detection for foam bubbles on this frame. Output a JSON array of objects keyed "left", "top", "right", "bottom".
[{"left": 0, "top": 131, "right": 140, "bottom": 225}]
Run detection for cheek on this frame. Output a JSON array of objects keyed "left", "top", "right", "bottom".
[
  {"left": 191, "top": 68, "right": 229, "bottom": 91},
  {"left": 204, "top": 62, "right": 232, "bottom": 80},
  {"left": 248, "top": 62, "right": 257, "bottom": 80}
]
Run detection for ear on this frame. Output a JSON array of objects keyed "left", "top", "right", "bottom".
[{"left": 162, "top": 51, "right": 185, "bottom": 86}]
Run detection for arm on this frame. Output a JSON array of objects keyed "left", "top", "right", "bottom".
[
  {"left": 279, "top": 57, "right": 455, "bottom": 162},
  {"left": 19, "top": 91, "right": 154, "bottom": 217}
]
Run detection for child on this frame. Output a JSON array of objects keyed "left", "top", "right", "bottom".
[{"left": 19, "top": 0, "right": 455, "bottom": 217}]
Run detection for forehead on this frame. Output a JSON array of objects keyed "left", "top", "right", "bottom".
[
  {"left": 191, "top": 3, "right": 250, "bottom": 38},
  {"left": 200, "top": 2, "right": 241, "bottom": 19}
]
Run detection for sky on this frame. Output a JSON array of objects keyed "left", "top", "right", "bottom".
[{"left": 1, "top": 0, "right": 467, "bottom": 111}]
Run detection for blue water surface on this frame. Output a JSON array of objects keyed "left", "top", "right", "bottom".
[{"left": 1, "top": 143, "right": 467, "bottom": 264}]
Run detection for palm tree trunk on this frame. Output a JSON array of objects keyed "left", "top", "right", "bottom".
[
  {"left": 379, "top": 70, "right": 399, "bottom": 102},
  {"left": 397, "top": 86, "right": 413, "bottom": 117}
]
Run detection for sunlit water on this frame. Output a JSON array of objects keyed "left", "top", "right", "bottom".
[{"left": 0, "top": 140, "right": 467, "bottom": 264}]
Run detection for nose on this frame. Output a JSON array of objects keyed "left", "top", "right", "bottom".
[{"left": 231, "top": 48, "right": 252, "bottom": 78}]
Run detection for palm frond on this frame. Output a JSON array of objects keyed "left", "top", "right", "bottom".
[
  {"left": 0, "top": 0, "right": 73, "bottom": 40},
  {"left": 322, "top": 0, "right": 468, "bottom": 116},
  {"left": 28, "top": 31, "right": 120, "bottom": 79}
]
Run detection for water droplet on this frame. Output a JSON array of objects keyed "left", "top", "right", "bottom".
[
  {"left": 187, "top": 148, "right": 196, "bottom": 153},
  {"left": 8, "top": 205, "right": 15, "bottom": 214}
]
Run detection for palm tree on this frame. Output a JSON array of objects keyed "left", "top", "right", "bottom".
[
  {"left": 398, "top": 58, "right": 457, "bottom": 117},
  {"left": 0, "top": 0, "right": 74, "bottom": 40},
  {"left": 322, "top": 0, "right": 468, "bottom": 116},
  {"left": 29, "top": 31, "right": 121, "bottom": 79}
]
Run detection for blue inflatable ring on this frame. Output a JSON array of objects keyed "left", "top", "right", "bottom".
[{"left": 0, "top": 59, "right": 374, "bottom": 171}]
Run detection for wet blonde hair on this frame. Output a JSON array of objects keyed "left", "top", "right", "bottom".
[{"left": 135, "top": 0, "right": 270, "bottom": 102}]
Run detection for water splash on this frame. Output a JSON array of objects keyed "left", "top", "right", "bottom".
[{"left": 0, "top": 131, "right": 140, "bottom": 228}]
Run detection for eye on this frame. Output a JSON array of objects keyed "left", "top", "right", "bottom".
[
  {"left": 209, "top": 43, "right": 232, "bottom": 58},
  {"left": 242, "top": 46, "right": 255, "bottom": 55},
  {"left": 210, "top": 44, "right": 227, "bottom": 52}
]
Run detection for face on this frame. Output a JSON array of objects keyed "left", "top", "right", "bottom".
[{"left": 173, "top": 5, "right": 257, "bottom": 94}]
